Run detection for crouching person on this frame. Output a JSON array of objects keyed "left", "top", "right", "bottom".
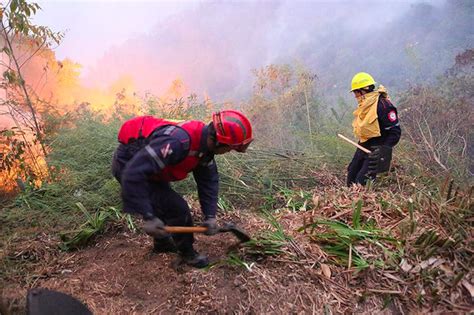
[{"left": 111, "top": 111, "right": 253, "bottom": 268}]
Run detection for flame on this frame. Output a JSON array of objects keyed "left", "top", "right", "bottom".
[{"left": 0, "top": 41, "right": 202, "bottom": 194}]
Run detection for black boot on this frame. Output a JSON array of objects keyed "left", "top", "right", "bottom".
[
  {"left": 153, "top": 236, "right": 178, "bottom": 253},
  {"left": 180, "top": 248, "right": 209, "bottom": 268}
]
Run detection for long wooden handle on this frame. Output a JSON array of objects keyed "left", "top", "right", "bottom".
[
  {"left": 337, "top": 134, "right": 371, "bottom": 154},
  {"left": 164, "top": 226, "right": 208, "bottom": 233}
]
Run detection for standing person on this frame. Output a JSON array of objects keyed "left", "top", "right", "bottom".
[
  {"left": 111, "top": 110, "right": 253, "bottom": 268},
  {"left": 347, "top": 72, "right": 401, "bottom": 186}
]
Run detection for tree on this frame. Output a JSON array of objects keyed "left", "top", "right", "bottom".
[
  {"left": 398, "top": 49, "right": 473, "bottom": 180},
  {"left": 0, "top": 0, "right": 63, "bottom": 190},
  {"left": 246, "top": 64, "right": 318, "bottom": 150}
]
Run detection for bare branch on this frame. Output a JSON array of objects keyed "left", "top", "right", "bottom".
[
  {"left": 0, "top": 61, "right": 15, "bottom": 71},
  {"left": 1, "top": 19, "right": 47, "bottom": 156},
  {"left": 457, "top": 135, "right": 467, "bottom": 157},
  {"left": 416, "top": 117, "right": 448, "bottom": 171},
  {"left": 19, "top": 37, "right": 47, "bottom": 69}
]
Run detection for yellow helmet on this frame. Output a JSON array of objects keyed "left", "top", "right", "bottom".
[{"left": 350, "top": 72, "right": 376, "bottom": 92}]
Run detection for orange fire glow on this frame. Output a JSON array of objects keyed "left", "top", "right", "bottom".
[{"left": 1, "top": 41, "right": 199, "bottom": 194}]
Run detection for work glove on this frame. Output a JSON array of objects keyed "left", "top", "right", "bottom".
[
  {"left": 202, "top": 216, "right": 218, "bottom": 236},
  {"left": 143, "top": 216, "right": 168, "bottom": 238},
  {"left": 367, "top": 147, "right": 381, "bottom": 175},
  {"left": 369, "top": 145, "right": 393, "bottom": 174}
]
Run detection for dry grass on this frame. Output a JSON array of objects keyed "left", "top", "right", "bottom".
[
  {"left": 2, "top": 169, "right": 472, "bottom": 314},
  {"left": 1, "top": 213, "right": 386, "bottom": 314},
  {"left": 2, "top": 157, "right": 473, "bottom": 314}
]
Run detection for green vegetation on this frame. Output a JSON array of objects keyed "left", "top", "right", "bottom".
[
  {"left": 59, "top": 203, "right": 136, "bottom": 251},
  {"left": 242, "top": 211, "right": 291, "bottom": 257}
]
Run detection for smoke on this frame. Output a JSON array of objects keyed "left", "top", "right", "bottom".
[
  {"left": 80, "top": 0, "right": 418, "bottom": 100},
  {"left": 32, "top": 0, "right": 474, "bottom": 104},
  {"left": 82, "top": 2, "right": 279, "bottom": 100}
]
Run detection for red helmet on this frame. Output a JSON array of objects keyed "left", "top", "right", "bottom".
[{"left": 212, "top": 110, "right": 253, "bottom": 152}]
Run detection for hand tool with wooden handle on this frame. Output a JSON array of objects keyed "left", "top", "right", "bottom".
[
  {"left": 164, "top": 223, "right": 251, "bottom": 242},
  {"left": 337, "top": 133, "right": 371, "bottom": 154}
]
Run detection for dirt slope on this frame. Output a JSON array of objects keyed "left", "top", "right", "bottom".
[{"left": 2, "top": 211, "right": 389, "bottom": 314}]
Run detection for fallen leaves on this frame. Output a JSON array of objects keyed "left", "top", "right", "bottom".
[{"left": 320, "top": 263, "right": 331, "bottom": 279}]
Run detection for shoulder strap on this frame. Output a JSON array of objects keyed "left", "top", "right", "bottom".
[
  {"left": 177, "top": 121, "right": 207, "bottom": 158},
  {"left": 150, "top": 124, "right": 191, "bottom": 152}
]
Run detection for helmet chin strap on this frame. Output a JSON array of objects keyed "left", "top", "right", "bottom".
[
  {"left": 214, "top": 112, "right": 226, "bottom": 136},
  {"left": 208, "top": 123, "right": 230, "bottom": 153},
  {"left": 215, "top": 141, "right": 228, "bottom": 149},
  {"left": 207, "top": 122, "right": 219, "bottom": 148}
]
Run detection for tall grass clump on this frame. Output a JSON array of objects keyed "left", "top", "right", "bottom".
[
  {"left": 2, "top": 109, "right": 123, "bottom": 234},
  {"left": 300, "top": 199, "right": 402, "bottom": 270},
  {"left": 59, "top": 203, "right": 136, "bottom": 250}
]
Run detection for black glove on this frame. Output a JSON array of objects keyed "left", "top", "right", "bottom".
[
  {"left": 367, "top": 147, "right": 381, "bottom": 175},
  {"left": 202, "top": 216, "right": 218, "bottom": 236},
  {"left": 143, "top": 216, "right": 168, "bottom": 238},
  {"left": 369, "top": 145, "right": 393, "bottom": 174}
]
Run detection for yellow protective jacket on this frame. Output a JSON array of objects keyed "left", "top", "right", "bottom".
[{"left": 352, "top": 85, "right": 389, "bottom": 143}]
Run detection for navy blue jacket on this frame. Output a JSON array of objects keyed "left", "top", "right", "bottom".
[
  {"left": 112, "top": 124, "right": 218, "bottom": 219},
  {"left": 361, "top": 97, "right": 401, "bottom": 149}
]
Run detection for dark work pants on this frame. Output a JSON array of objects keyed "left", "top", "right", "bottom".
[
  {"left": 347, "top": 149, "right": 375, "bottom": 186},
  {"left": 149, "top": 181, "right": 194, "bottom": 253}
]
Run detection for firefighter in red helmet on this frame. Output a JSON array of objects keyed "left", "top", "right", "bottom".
[{"left": 112, "top": 110, "right": 253, "bottom": 268}]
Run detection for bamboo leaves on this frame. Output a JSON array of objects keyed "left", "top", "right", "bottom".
[
  {"left": 301, "top": 199, "right": 401, "bottom": 270},
  {"left": 352, "top": 199, "right": 362, "bottom": 229},
  {"left": 59, "top": 203, "right": 136, "bottom": 251}
]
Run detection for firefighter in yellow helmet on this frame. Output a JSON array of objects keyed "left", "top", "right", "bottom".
[{"left": 347, "top": 72, "right": 401, "bottom": 186}]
